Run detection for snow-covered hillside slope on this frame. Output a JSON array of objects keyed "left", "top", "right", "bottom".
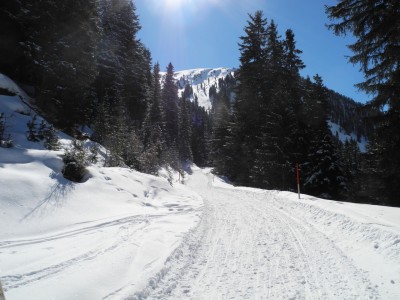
[
  {"left": 329, "top": 120, "right": 368, "bottom": 152},
  {"left": 161, "top": 67, "right": 235, "bottom": 110},
  {"left": 0, "top": 74, "right": 203, "bottom": 299}
]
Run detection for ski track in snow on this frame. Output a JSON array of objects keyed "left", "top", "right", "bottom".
[
  {"left": 135, "top": 170, "right": 381, "bottom": 300},
  {"left": 1, "top": 215, "right": 150, "bottom": 291}
]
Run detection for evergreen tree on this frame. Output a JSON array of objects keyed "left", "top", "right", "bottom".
[
  {"left": 178, "top": 96, "right": 193, "bottom": 162},
  {"left": 191, "top": 105, "right": 210, "bottom": 167},
  {"left": 18, "top": 0, "right": 99, "bottom": 129},
  {"left": 303, "top": 133, "right": 346, "bottom": 199},
  {"left": 210, "top": 99, "right": 231, "bottom": 175},
  {"left": 326, "top": 0, "right": 400, "bottom": 206},
  {"left": 162, "top": 63, "right": 179, "bottom": 148},
  {"left": 302, "top": 75, "right": 347, "bottom": 199},
  {"left": 230, "top": 11, "right": 269, "bottom": 185}
]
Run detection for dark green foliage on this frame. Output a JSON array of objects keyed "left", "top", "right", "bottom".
[
  {"left": 0, "top": 112, "right": 13, "bottom": 148},
  {"left": 326, "top": 0, "right": 400, "bottom": 106},
  {"left": 0, "top": 113, "right": 5, "bottom": 140},
  {"left": 26, "top": 115, "right": 60, "bottom": 149},
  {"left": 210, "top": 11, "right": 352, "bottom": 201},
  {"left": 327, "top": 0, "right": 400, "bottom": 206},
  {"left": 43, "top": 125, "right": 60, "bottom": 150},
  {"left": 303, "top": 133, "right": 346, "bottom": 199},
  {"left": 141, "top": 62, "right": 166, "bottom": 173},
  {"left": 178, "top": 96, "right": 193, "bottom": 162},
  {"left": 26, "top": 115, "right": 40, "bottom": 142},
  {"left": 162, "top": 63, "right": 179, "bottom": 148},
  {"left": 190, "top": 105, "right": 210, "bottom": 167},
  {"left": 17, "top": 0, "right": 99, "bottom": 128},
  {"left": 62, "top": 140, "right": 88, "bottom": 182}
]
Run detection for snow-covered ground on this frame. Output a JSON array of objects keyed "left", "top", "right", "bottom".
[
  {"left": 135, "top": 169, "right": 400, "bottom": 299},
  {"left": 160, "top": 68, "right": 235, "bottom": 110},
  {"left": 1, "top": 74, "right": 400, "bottom": 299},
  {"left": 0, "top": 76, "right": 202, "bottom": 300}
]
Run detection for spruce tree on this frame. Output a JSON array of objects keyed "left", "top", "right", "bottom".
[
  {"left": 18, "top": 0, "right": 99, "bottom": 129},
  {"left": 302, "top": 75, "right": 347, "bottom": 199},
  {"left": 326, "top": 0, "right": 400, "bottom": 205},
  {"left": 178, "top": 96, "right": 193, "bottom": 162},
  {"left": 162, "top": 63, "right": 179, "bottom": 148},
  {"left": 230, "top": 11, "right": 269, "bottom": 185}
]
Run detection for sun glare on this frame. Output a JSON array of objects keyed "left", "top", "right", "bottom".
[{"left": 164, "top": 0, "right": 194, "bottom": 12}]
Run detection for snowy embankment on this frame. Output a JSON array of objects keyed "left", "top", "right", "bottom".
[{"left": 0, "top": 74, "right": 202, "bottom": 300}]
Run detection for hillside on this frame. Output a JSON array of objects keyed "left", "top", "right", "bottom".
[
  {"left": 160, "top": 67, "right": 235, "bottom": 110},
  {"left": 0, "top": 74, "right": 203, "bottom": 299}
]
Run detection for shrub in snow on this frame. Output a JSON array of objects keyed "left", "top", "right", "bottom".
[
  {"left": 43, "top": 125, "right": 60, "bottom": 150},
  {"left": 0, "top": 112, "right": 13, "bottom": 148},
  {"left": 26, "top": 115, "right": 40, "bottom": 142},
  {"left": 88, "top": 145, "right": 98, "bottom": 164},
  {"left": 26, "top": 115, "right": 60, "bottom": 150},
  {"left": 62, "top": 140, "right": 88, "bottom": 182}
]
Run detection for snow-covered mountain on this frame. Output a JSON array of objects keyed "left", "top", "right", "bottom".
[{"left": 161, "top": 67, "right": 235, "bottom": 110}]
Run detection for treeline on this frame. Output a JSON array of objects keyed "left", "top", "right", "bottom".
[
  {"left": 0, "top": 0, "right": 209, "bottom": 172},
  {"left": 1, "top": 2, "right": 398, "bottom": 206},
  {"left": 208, "top": 11, "right": 397, "bottom": 206},
  {"left": 209, "top": 12, "right": 349, "bottom": 200}
]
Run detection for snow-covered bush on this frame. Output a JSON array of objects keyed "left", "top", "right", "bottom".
[
  {"left": 26, "top": 115, "right": 40, "bottom": 142},
  {"left": 62, "top": 140, "right": 88, "bottom": 182},
  {"left": 26, "top": 115, "right": 60, "bottom": 150}
]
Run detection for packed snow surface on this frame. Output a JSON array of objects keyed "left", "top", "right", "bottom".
[
  {"left": 136, "top": 169, "right": 400, "bottom": 299},
  {"left": 1, "top": 75, "right": 400, "bottom": 299}
]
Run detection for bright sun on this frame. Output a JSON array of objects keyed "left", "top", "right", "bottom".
[{"left": 164, "top": 0, "right": 194, "bottom": 11}]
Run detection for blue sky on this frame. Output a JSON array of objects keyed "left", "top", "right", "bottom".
[{"left": 135, "top": 0, "right": 371, "bottom": 104}]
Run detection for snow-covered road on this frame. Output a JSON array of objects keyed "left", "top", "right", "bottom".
[{"left": 139, "top": 169, "right": 399, "bottom": 300}]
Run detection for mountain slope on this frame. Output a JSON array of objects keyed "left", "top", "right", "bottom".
[
  {"left": 0, "top": 74, "right": 203, "bottom": 299},
  {"left": 160, "top": 67, "right": 235, "bottom": 110}
]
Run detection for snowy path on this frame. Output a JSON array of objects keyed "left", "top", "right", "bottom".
[{"left": 138, "top": 169, "right": 394, "bottom": 300}]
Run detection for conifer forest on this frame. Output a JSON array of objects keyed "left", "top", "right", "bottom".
[{"left": 1, "top": 0, "right": 399, "bottom": 207}]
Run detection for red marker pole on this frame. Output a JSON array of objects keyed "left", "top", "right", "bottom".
[{"left": 296, "top": 162, "right": 300, "bottom": 199}]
